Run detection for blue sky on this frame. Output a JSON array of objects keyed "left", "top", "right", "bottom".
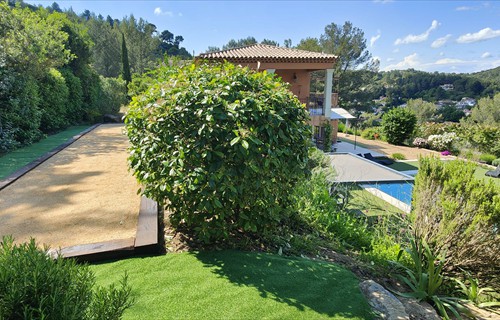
[{"left": 27, "top": 0, "right": 500, "bottom": 73}]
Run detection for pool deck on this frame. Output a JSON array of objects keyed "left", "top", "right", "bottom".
[{"left": 329, "top": 153, "right": 414, "bottom": 183}]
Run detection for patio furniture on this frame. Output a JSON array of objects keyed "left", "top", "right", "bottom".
[
  {"left": 363, "top": 153, "right": 394, "bottom": 166},
  {"left": 485, "top": 165, "right": 500, "bottom": 178}
]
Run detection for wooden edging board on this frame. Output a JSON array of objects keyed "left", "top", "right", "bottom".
[
  {"left": 50, "top": 196, "right": 159, "bottom": 262},
  {"left": 0, "top": 124, "right": 100, "bottom": 192}
]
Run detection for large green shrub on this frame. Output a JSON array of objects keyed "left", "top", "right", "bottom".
[
  {"left": 39, "top": 68, "right": 70, "bottom": 133},
  {"left": 412, "top": 157, "right": 500, "bottom": 288},
  {"left": 381, "top": 107, "right": 417, "bottom": 145},
  {"left": 99, "top": 76, "right": 128, "bottom": 114},
  {"left": 0, "top": 72, "right": 43, "bottom": 148},
  {"left": 60, "top": 68, "right": 84, "bottom": 124},
  {"left": 125, "top": 62, "right": 311, "bottom": 243},
  {"left": 0, "top": 236, "right": 132, "bottom": 320}
]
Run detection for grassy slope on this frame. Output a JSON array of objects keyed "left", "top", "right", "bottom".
[
  {"left": 90, "top": 251, "right": 374, "bottom": 320},
  {"left": 348, "top": 187, "right": 404, "bottom": 216},
  {"left": 0, "top": 126, "right": 90, "bottom": 179}
]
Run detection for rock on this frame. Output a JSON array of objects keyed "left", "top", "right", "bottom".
[
  {"left": 398, "top": 297, "right": 440, "bottom": 320},
  {"left": 359, "top": 280, "right": 409, "bottom": 320}
]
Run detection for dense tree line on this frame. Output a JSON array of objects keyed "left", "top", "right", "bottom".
[{"left": 1, "top": 1, "right": 192, "bottom": 153}]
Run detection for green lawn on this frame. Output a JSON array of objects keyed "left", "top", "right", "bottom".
[
  {"left": 388, "top": 160, "right": 499, "bottom": 186},
  {"left": 348, "top": 186, "right": 405, "bottom": 217},
  {"left": 90, "top": 251, "right": 374, "bottom": 320},
  {"left": 387, "top": 161, "right": 419, "bottom": 172},
  {"left": 0, "top": 126, "right": 90, "bottom": 179}
]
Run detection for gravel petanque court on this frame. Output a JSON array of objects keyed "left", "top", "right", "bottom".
[{"left": 0, "top": 124, "right": 141, "bottom": 249}]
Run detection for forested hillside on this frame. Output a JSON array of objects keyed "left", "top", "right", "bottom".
[{"left": 0, "top": 1, "right": 190, "bottom": 153}]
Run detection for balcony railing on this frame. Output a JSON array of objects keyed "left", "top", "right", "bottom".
[{"left": 299, "top": 94, "right": 325, "bottom": 116}]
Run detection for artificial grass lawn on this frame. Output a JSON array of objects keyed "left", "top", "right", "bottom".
[
  {"left": 0, "top": 126, "right": 90, "bottom": 179},
  {"left": 90, "top": 250, "right": 374, "bottom": 320}
]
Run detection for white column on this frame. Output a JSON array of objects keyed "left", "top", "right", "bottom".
[
  {"left": 324, "top": 69, "right": 334, "bottom": 119},
  {"left": 266, "top": 69, "right": 275, "bottom": 74}
]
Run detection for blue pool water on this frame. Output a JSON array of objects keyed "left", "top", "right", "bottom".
[{"left": 364, "top": 182, "right": 414, "bottom": 205}]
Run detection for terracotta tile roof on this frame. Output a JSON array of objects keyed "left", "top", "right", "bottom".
[{"left": 198, "top": 44, "right": 337, "bottom": 64}]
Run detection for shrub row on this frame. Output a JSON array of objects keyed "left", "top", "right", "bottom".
[{"left": 0, "top": 66, "right": 127, "bottom": 153}]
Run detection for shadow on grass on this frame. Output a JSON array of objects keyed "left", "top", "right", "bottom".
[
  {"left": 195, "top": 250, "right": 373, "bottom": 319},
  {"left": 387, "top": 161, "right": 419, "bottom": 172}
]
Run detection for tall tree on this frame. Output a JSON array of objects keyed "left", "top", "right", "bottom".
[
  {"left": 121, "top": 33, "right": 131, "bottom": 90},
  {"left": 406, "top": 98, "right": 437, "bottom": 124},
  {"left": 296, "top": 37, "right": 322, "bottom": 52},
  {"left": 319, "top": 21, "right": 371, "bottom": 74}
]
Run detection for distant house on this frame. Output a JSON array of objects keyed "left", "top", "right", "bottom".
[
  {"left": 197, "top": 44, "right": 354, "bottom": 143},
  {"left": 440, "top": 84, "right": 454, "bottom": 91},
  {"left": 456, "top": 97, "right": 476, "bottom": 109}
]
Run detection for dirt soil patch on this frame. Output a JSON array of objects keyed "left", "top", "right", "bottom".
[{"left": 0, "top": 124, "right": 140, "bottom": 249}]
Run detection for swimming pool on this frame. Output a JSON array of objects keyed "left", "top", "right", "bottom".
[{"left": 363, "top": 182, "right": 414, "bottom": 205}]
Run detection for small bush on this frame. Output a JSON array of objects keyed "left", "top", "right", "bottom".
[
  {"left": 361, "top": 127, "right": 381, "bottom": 140},
  {"left": 493, "top": 158, "right": 500, "bottom": 166},
  {"left": 412, "top": 157, "right": 500, "bottom": 288},
  {"left": 412, "top": 137, "right": 428, "bottom": 148},
  {"left": 427, "top": 132, "right": 457, "bottom": 151},
  {"left": 479, "top": 153, "right": 496, "bottom": 164},
  {"left": 0, "top": 236, "right": 132, "bottom": 320},
  {"left": 392, "top": 153, "right": 406, "bottom": 160},
  {"left": 381, "top": 108, "right": 417, "bottom": 145}
]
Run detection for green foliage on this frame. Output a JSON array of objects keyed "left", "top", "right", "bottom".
[
  {"left": 99, "top": 76, "right": 128, "bottom": 114},
  {"left": 394, "top": 237, "right": 468, "bottom": 319},
  {"left": 361, "top": 127, "right": 381, "bottom": 140},
  {"left": 76, "top": 65, "right": 103, "bottom": 122},
  {"left": 381, "top": 107, "right": 417, "bottom": 145},
  {"left": 294, "top": 150, "right": 372, "bottom": 250},
  {"left": 406, "top": 99, "right": 437, "bottom": 124},
  {"left": 0, "top": 3, "right": 72, "bottom": 77},
  {"left": 454, "top": 272, "right": 500, "bottom": 309},
  {"left": 39, "top": 68, "right": 70, "bottom": 133},
  {"left": 467, "top": 93, "right": 500, "bottom": 127},
  {"left": 493, "top": 159, "right": 500, "bottom": 166},
  {"left": 125, "top": 61, "right": 310, "bottom": 243},
  {"left": 0, "top": 236, "right": 132, "bottom": 320},
  {"left": 479, "top": 153, "right": 497, "bottom": 164},
  {"left": 60, "top": 68, "right": 84, "bottom": 124},
  {"left": 322, "top": 120, "right": 332, "bottom": 152},
  {"left": 412, "top": 157, "right": 500, "bottom": 287},
  {"left": 392, "top": 153, "right": 406, "bottom": 160},
  {"left": 121, "top": 33, "right": 132, "bottom": 88}
]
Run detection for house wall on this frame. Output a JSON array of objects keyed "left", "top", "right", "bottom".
[
  {"left": 275, "top": 69, "right": 310, "bottom": 102},
  {"left": 310, "top": 116, "right": 339, "bottom": 143}
]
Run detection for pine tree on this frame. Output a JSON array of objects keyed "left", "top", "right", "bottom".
[{"left": 121, "top": 33, "right": 131, "bottom": 93}]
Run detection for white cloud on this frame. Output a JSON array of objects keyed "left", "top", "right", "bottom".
[
  {"left": 431, "top": 34, "right": 452, "bottom": 48},
  {"left": 370, "top": 31, "right": 381, "bottom": 47},
  {"left": 456, "top": 6, "right": 473, "bottom": 11},
  {"left": 395, "top": 20, "right": 440, "bottom": 45},
  {"left": 383, "top": 54, "right": 500, "bottom": 73},
  {"left": 481, "top": 52, "right": 491, "bottom": 58},
  {"left": 392, "top": 48, "right": 400, "bottom": 53},
  {"left": 382, "top": 53, "right": 421, "bottom": 70},
  {"left": 457, "top": 27, "right": 500, "bottom": 43},
  {"left": 154, "top": 7, "right": 174, "bottom": 17},
  {"left": 435, "top": 58, "right": 465, "bottom": 65},
  {"left": 439, "top": 52, "right": 445, "bottom": 56},
  {"left": 373, "top": 0, "right": 394, "bottom": 3},
  {"left": 178, "top": 13, "right": 183, "bottom": 17},
  {"left": 386, "top": 58, "right": 395, "bottom": 62}
]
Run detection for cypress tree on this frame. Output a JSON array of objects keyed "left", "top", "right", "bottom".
[{"left": 121, "top": 33, "right": 131, "bottom": 92}]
